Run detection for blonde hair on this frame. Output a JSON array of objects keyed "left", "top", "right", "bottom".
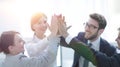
[{"left": 31, "top": 12, "right": 47, "bottom": 31}]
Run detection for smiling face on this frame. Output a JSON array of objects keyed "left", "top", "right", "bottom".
[
  {"left": 9, "top": 34, "right": 25, "bottom": 55},
  {"left": 31, "top": 12, "right": 48, "bottom": 38},
  {"left": 33, "top": 17, "right": 48, "bottom": 36},
  {"left": 0, "top": 31, "right": 25, "bottom": 55},
  {"left": 84, "top": 17, "right": 104, "bottom": 41}
]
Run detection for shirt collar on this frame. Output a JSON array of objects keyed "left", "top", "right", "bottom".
[
  {"left": 32, "top": 35, "right": 47, "bottom": 43},
  {"left": 88, "top": 37, "right": 101, "bottom": 51},
  {"left": 33, "top": 35, "right": 42, "bottom": 41}
]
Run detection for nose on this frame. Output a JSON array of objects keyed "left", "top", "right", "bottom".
[{"left": 85, "top": 26, "right": 90, "bottom": 32}]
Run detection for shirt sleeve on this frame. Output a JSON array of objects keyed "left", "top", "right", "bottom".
[
  {"left": 21, "top": 37, "right": 60, "bottom": 67},
  {"left": 65, "top": 35, "right": 74, "bottom": 44},
  {"left": 116, "top": 48, "right": 120, "bottom": 53},
  {"left": 24, "top": 38, "right": 49, "bottom": 57}
]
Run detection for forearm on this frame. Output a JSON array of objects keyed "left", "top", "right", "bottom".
[
  {"left": 25, "top": 40, "right": 49, "bottom": 57},
  {"left": 91, "top": 48, "right": 111, "bottom": 67},
  {"left": 47, "top": 36, "right": 60, "bottom": 54},
  {"left": 60, "top": 34, "right": 74, "bottom": 48},
  {"left": 22, "top": 37, "right": 60, "bottom": 67},
  {"left": 21, "top": 50, "right": 57, "bottom": 67}
]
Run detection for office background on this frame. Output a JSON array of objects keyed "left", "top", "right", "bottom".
[{"left": 0, "top": 0, "right": 120, "bottom": 67}]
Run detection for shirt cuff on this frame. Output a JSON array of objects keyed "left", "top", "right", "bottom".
[
  {"left": 65, "top": 35, "right": 74, "bottom": 44},
  {"left": 116, "top": 48, "right": 120, "bottom": 53}
]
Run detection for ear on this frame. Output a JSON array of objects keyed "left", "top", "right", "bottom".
[
  {"left": 8, "top": 45, "right": 14, "bottom": 52},
  {"left": 98, "top": 29, "right": 104, "bottom": 35}
]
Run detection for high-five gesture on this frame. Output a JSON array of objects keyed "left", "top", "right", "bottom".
[
  {"left": 49, "top": 14, "right": 71, "bottom": 38},
  {"left": 57, "top": 14, "right": 71, "bottom": 38},
  {"left": 49, "top": 15, "right": 59, "bottom": 36}
]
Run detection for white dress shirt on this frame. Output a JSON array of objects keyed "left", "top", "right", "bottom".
[
  {"left": 87, "top": 37, "right": 100, "bottom": 67},
  {"left": 65, "top": 35, "right": 100, "bottom": 67},
  {"left": 24, "top": 35, "right": 49, "bottom": 57},
  {"left": 116, "top": 48, "right": 120, "bottom": 53},
  {"left": 24, "top": 35, "right": 60, "bottom": 67},
  {"left": 2, "top": 36, "right": 60, "bottom": 67}
]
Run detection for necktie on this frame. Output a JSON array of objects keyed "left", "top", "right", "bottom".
[
  {"left": 88, "top": 43, "right": 92, "bottom": 48},
  {"left": 83, "top": 43, "right": 92, "bottom": 67}
]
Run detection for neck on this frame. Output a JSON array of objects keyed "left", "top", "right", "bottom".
[
  {"left": 90, "top": 36, "right": 99, "bottom": 42},
  {"left": 35, "top": 33, "right": 46, "bottom": 39},
  {"left": 9, "top": 52, "right": 20, "bottom": 55}
]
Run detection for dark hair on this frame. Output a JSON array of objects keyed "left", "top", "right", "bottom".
[
  {"left": 90, "top": 13, "right": 107, "bottom": 29},
  {"left": 0, "top": 31, "right": 19, "bottom": 54},
  {"left": 31, "top": 12, "right": 47, "bottom": 31}
]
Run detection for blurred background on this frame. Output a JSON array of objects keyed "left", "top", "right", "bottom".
[{"left": 0, "top": 0, "right": 120, "bottom": 67}]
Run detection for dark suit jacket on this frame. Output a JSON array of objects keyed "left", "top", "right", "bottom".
[
  {"left": 60, "top": 32, "right": 116, "bottom": 67},
  {"left": 66, "top": 40, "right": 120, "bottom": 67},
  {"left": 91, "top": 49, "right": 120, "bottom": 67}
]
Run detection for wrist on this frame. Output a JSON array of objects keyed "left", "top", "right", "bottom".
[{"left": 63, "top": 33, "right": 69, "bottom": 38}]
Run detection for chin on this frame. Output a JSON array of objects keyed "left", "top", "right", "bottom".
[
  {"left": 21, "top": 49, "right": 24, "bottom": 53},
  {"left": 85, "top": 36, "right": 89, "bottom": 39}
]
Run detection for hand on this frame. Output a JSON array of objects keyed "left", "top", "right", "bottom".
[
  {"left": 49, "top": 14, "right": 59, "bottom": 36},
  {"left": 57, "top": 15, "right": 71, "bottom": 38}
]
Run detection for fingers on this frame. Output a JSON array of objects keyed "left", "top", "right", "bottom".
[
  {"left": 50, "top": 15, "right": 59, "bottom": 35},
  {"left": 50, "top": 14, "right": 70, "bottom": 37},
  {"left": 67, "top": 25, "right": 72, "bottom": 30}
]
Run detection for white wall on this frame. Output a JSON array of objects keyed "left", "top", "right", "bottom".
[{"left": 0, "top": 0, "right": 120, "bottom": 67}]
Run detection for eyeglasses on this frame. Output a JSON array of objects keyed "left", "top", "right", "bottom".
[{"left": 83, "top": 22, "right": 99, "bottom": 30}]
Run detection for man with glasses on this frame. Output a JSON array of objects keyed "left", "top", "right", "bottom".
[
  {"left": 60, "top": 13, "right": 116, "bottom": 67},
  {"left": 90, "top": 27, "right": 120, "bottom": 67}
]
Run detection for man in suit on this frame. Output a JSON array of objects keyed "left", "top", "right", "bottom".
[
  {"left": 60, "top": 13, "right": 116, "bottom": 67},
  {"left": 60, "top": 27, "right": 120, "bottom": 67},
  {"left": 93, "top": 27, "right": 120, "bottom": 67}
]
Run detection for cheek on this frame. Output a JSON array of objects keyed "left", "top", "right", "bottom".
[
  {"left": 20, "top": 44, "right": 24, "bottom": 49},
  {"left": 42, "top": 23, "right": 48, "bottom": 28},
  {"left": 40, "top": 24, "right": 48, "bottom": 30},
  {"left": 118, "top": 40, "right": 120, "bottom": 43},
  {"left": 19, "top": 45, "right": 24, "bottom": 52},
  {"left": 85, "top": 31, "right": 93, "bottom": 36},
  {"left": 17, "top": 44, "right": 24, "bottom": 50},
  {"left": 34, "top": 25, "right": 42, "bottom": 31}
]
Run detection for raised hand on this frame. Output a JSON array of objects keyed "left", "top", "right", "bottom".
[
  {"left": 57, "top": 15, "right": 71, "bottom": 38},
  {"left": 49, "top": 14, "right": 59, "bottom": 36}
]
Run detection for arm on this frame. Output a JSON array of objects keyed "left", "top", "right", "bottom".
[
  {"left": 57, "top": 15, "right": 97, "bottom": 65},
  {"left": 25, "top": 38, "right": 49, "bottom": 57},
  {"left": 21, "top": 36, "right": 60, "bottom": 67},
  {"left": 22, "top": 15, "right": 61, "bottom": 67},
  {"left": 69, "top": 41, "right": 97, "bottom": 65},
  {"left": 91, "top": 48, "right": 120, "bottom": 67}
]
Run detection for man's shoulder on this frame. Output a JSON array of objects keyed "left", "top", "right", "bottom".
[
  {"left": 100, "top": 38, "right": 116, "bottom": 50},
  {"left": 75, "top": 32, "right": 87, "bottom": 42},
  {"left": 78, "top": 32, "right": 85, "bottom": 35},
  {"left": 100, "top": 38, "right": 110, "bottom": 45},
  {"left": 76, "top": 32, "right": 85, "bottom": 38}
]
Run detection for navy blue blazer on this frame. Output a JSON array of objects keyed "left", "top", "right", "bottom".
[
  {"left": 72, "top": 32, "right": 116, "bottom": 67},
  {"left": 91, "top": 49, "right": 120, "bottom": 67}
]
